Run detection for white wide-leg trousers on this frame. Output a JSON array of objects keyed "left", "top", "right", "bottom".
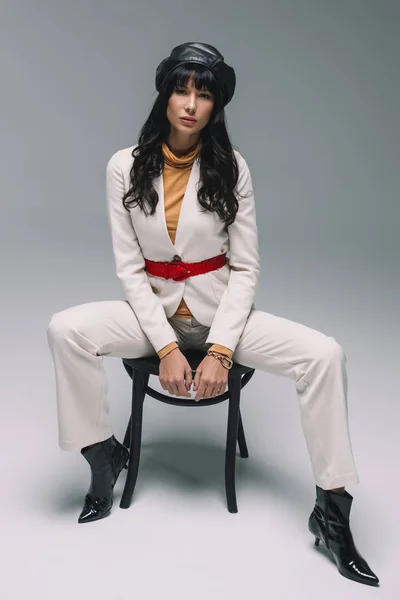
[{"left": 46, "top": 300, "right": 360, "bottom": 490}]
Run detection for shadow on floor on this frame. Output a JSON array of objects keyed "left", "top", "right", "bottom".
[{"left": 37, "top": 435, "right": 314, "bottom": 522}]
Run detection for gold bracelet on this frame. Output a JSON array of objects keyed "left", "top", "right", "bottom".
[{"left": 207, "top": 349, "right": 233, "bottom": 370}]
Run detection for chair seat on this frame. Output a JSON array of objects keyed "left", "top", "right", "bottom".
[
  {"left": 123, "top": 348, "right": 253, "bottom": 377},
  {"left": 122, "top": 349, "right": 255, "bottom": 407}
]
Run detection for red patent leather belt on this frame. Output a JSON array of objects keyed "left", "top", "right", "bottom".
[{"left": 144, "top": 253, "right": 227, "bottom": 282}]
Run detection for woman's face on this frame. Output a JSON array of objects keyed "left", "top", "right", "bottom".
[{"left": 167, "top": 77, "right": 215, "bottom": 135}]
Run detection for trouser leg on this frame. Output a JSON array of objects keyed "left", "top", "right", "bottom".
[
  {"left": 228, "top": 309, "right": 360, "bottom": 490},
  {"left": 46, "top": 300, "right": 157, "bottom": 451}
]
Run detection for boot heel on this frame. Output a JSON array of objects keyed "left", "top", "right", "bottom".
[{"left": 314, "top": 537, "right": 320, "bottom": 547}]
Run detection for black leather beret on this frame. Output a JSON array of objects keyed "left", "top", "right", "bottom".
[{"left": 155, "top": 42, "right": 236, "bottom": 106}]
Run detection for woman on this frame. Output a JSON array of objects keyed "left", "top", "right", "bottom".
[{"left": 47, "top": 42, "right": 378, "bottom": 586}]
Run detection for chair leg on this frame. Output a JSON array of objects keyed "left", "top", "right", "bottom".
[
  {"left": 120, "top": 369, "right": 149, "bottom": 509},
  {"left": 225, "top": 375, "right": 241, "bottom": 514},
  {"left": 237, "top": 410, "right": 249, "bottom": 458},
  {"left": 122, "top": 363, "right": 134, "bottom": 449}
]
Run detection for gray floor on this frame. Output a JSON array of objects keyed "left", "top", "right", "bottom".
[{"left": 2, "top": 257, "right": 396, "bottom": 599}]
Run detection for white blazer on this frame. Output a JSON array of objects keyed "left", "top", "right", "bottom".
[{"left": 106, "top": 145, "right": 260, "bottom": 355}]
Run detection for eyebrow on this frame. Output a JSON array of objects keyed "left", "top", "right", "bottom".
[{"left": 178, "top": 84, "right": 212, "bottom": 94}]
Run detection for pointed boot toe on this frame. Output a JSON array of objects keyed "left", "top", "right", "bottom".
[
  {"left": 337, "top": 555, "right": 379, "bottom": 586},
  {"left": 78, "top": 494, "right": 112, "bottom": 524}
]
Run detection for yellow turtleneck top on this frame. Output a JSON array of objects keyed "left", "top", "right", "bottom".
[{"left": 156, "top": 140, "right": 233, "bottom": 362}]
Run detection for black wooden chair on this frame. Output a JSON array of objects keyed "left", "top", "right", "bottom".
[{"left": 119, "top": 349, "right": 255, "bottom": 513}]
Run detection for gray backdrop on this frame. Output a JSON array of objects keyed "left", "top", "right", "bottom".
[{"left": 1, "top": 1, "right": 398, "bottom": 598}]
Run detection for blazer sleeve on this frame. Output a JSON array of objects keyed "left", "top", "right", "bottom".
[
  {"left": 205, "top": 152, "right": 260, "bottom": 354},
  {"left": 106, "top": 150, "right": 179, "bottom": 354}
]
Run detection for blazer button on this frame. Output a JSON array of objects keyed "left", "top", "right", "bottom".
[{"left": 173, "top": 254, "right": 181, "bottom": 261}]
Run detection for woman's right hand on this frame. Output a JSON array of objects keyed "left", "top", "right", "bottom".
[{"left": 159, "top": 347, "right": 193, "bottom": 398}]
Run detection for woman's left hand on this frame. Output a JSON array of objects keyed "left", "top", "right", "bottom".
[{"left": 192, "top": 355, "right": 228, "bottom": 402}]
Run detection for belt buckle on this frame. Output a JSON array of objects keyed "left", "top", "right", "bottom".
[{"left": 169, "top": 260, "right": 191, "bottom": 281}]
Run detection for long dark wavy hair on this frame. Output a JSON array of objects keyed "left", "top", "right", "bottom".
[{"left": 122, "top": 63, "right": 243, "bottom": 227}]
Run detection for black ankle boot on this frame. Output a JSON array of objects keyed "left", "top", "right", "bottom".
[
  {"left": 308, "top": 486, "right": 379, "bottom": 586},
  {"left": 78, "top": 435, "right": 129, "bottom": 524}
]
